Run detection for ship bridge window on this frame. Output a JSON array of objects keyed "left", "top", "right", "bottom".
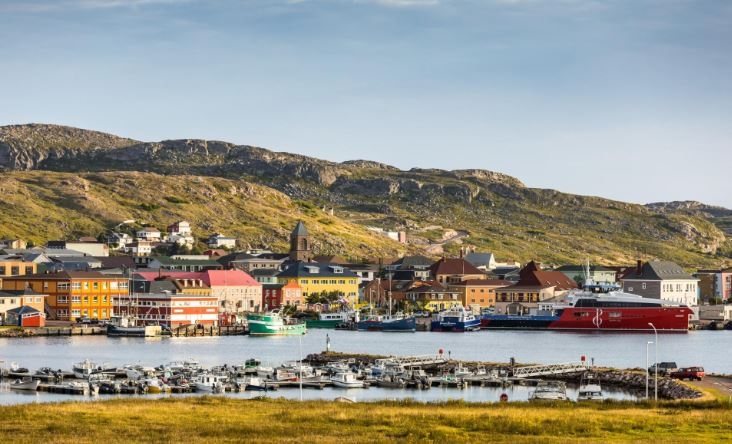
[{"left": 609, "top": 312, "right": 622, "bottom": 318}]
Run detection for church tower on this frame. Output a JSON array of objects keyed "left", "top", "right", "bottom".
[{"left": 289, "top": 221, "right": 311, "bottom": 261}]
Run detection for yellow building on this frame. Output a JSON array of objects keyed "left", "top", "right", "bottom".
[
  {"left": 2, "top": 271, "right": 129, "bottom": 321},
  {"left": 276, "top": 262, "right": 359, "bottom": 308},
  {"left": 0, "top": 258, "right": 38, "bottom": 287},
  {"left": 447, "top": 279, "right": 513, "bottom": 310}
]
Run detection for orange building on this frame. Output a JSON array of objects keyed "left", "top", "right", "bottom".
[
  {"left": 2, "top": 271, "right": 129, "bottom": 322},
  {"left": 447, "top": 279, "right": 513, "bottom": 309}
]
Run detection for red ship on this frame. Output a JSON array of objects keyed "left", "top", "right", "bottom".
[{"left": 481, "top": 283, "right": 693, "bottom": 332}]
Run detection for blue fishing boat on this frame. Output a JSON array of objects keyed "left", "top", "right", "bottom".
[
  {"left": 431, "top": 305, "right": 480, "bottom": 332},
  {"left": 356, "top": 312, "right": 416, "bottom": 332}
]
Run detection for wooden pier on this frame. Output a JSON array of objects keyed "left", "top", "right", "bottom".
[{"left": 511, "top": 362, "right": 589, "bottom": 378}]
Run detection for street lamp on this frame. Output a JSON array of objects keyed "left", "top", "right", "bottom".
[
  {"left": 648, "top": 322, "right": 658, "bottom": 401},
  {"left": 646, "top": 341, "right": 653, "bottom": 399}
]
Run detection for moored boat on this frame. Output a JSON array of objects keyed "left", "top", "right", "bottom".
[
  {"left": 430, "top": 305, "right": 480, "bottom": 332},
  {"left": 356, "top": 312, "right": 416, "bottom": 332},
  {"left": 306, "top": 311, "right": 358, "bottom": 329},
  {"left": 529, "top": 380, "right": 568, "bottom": 402},
  {"left": 247, "top": 309, "right": 307, "bottom": 336},
  {"left": 577, "top": 372, "right": 604, "bottom": 401},
  {"left": 10, "top": 377, "right": 40, "bottom": 391},
  {"left": 481, "top": 283, "right": 693, "bottom": 332},
  {"left": 330, "top": 372, "right": 364, "bottom": 389}
]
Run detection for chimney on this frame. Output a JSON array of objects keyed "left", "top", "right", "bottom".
[{"left": 636, "top": 260, "right": 642, "bottom": 276}]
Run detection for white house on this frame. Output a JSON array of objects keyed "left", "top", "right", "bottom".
[
  {"left": 136, "top": 227, "right": 162, "bottom": 242},
  {"left": 207, "top": 234, "right": 237, "bottom": 249},
  {"left": 621, "top": 260, "right": 698, "bottom": 307}
]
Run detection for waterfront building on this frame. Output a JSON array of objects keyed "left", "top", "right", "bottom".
[
  {"left": 621, "top": 260, "right": 698, "bottom": 306},
  {"left": 262, "top": 281, "right": 304, "bottom": 311},
  {"left": 127, "top": 277, "right": 218, "bottom": 327},
  {"left": 1, "top": 270, "right": 128, "bottom": 321},
  {"left": 695, "top": 267, "right": 732, "bottom": 303},
  {"left": 494, "top": 261, "right": 578, "bottom": 315},
  {"left": 447, "top": 279, "right": 512, "bottom": 311},
  {"left": 405, "top": 282, "right": 461, "bottom": 313},
  {"left": 276, "top": 261, "right": 359, "bottom": 307}
]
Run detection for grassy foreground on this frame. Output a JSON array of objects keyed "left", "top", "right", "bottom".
[{"left": 2, "top": 397, "right": 731, "bottom": 444}]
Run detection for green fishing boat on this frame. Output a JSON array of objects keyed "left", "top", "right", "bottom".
[{"left": 247, "top": 309, "right": 306, "bottom": 336}]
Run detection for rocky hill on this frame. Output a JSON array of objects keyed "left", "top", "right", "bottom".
[{"left": 0, "top": 124, "right": 729, "bottom": 268}]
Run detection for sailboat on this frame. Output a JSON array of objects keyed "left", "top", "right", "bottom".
[{"left": 356, "top": 277, "right": 415, "bottom": 332}]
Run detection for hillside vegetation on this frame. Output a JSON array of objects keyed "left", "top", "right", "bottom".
[{"left": 1, "top": 124, "right": 730, "bottom": 268}]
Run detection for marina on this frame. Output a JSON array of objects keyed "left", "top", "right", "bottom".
[{"left": 1, "top": 328, "right": 729, "bottom": 405}]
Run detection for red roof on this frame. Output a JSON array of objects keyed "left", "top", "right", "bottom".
[
  {"left": 204, "top": 270, "right": 260, "bottom": 287},
  {"left": 511, "top": 261, "right": 578, "bottom": 290},
  {"left": 430, "top": 258, "right": 485, "bottom": 276}
]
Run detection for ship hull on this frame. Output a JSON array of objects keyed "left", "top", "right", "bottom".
[
  {"left": 356, "top": 317, "right": 416, "bottom": 332},
  {"left": 482, "top": 307, "right": 692, "bottom": 332},
  {"left": 431, "top": 318, "right": 481, "bottom": 332}
]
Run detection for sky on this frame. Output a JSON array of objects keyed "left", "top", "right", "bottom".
[{"left": 1, "top": 0, "right": 730, "bottom": 208}]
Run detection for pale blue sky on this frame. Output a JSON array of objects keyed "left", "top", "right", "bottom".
[{"left": 2, "top": 0, "right": 730, "bottom": 208}]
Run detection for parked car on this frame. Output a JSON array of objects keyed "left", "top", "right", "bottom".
[
  {"left": 648, "top": 362, "right": 678, "bottom": 376},
  {"left": 670, "top": 367, "right": 705, "bottom": 381}
]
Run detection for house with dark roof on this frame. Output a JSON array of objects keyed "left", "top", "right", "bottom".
[
  {"left": 621, "top": 260, "right": 698, "bottom": 306},
  {"left": 495, "top": 261, "right": 578, "bottom": 315},
  {"left": 404, "top": 282, "right": 461, "bottom": 313},
  {"left": 429, "top": 257, "right": 487, "bottom": 285}
]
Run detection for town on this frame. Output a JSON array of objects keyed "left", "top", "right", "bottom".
[{"left": 1, "top": 219, "right": 730, "bottom": 333}]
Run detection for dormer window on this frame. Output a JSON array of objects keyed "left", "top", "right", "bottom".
[{"left": 329, "top": 266, "right": 343, "bottom": 274}]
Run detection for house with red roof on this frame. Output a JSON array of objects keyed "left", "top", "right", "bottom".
[
  {"left": 429, "top": 257, "right": 487, "bottom": 284},
  {"left": 495, "top": 261, "right": 578, "bottom": 315},
  {"left": 202, "top": 269, "right": 262, "bottom": 313}
]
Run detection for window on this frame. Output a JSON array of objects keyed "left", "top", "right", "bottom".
[
  {"left": 83, "top": 282, "right": 89, "bottom": 290},
  {"left": 93, "top": 282, "right": 99, "bottom": 290},
  {"left": 57, "top": 296, "right": 68, "bottom": 303},
  {"left": 0, "top": 266, "right": 5, "bottom": 274},
  {"left": 71, "top": 296, "right": 81, "bottom": 303},
  {"left": 58, "top": 282, "right": 70, "bottom": 290},
  {"left": 72, "top": 282, "right": 81, "bottom": 290},
  {"left": 25, "top": 266, "right": 34, "bottom": 275},
  {"left": 10, "top": 266, "right": 19, "bottom": 275},
  {"left": 642, "top": 283, "right": 647, "bottom": 290}
]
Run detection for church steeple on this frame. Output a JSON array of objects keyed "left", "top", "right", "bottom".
[{"left": 289, "top": 221, "right": 311, "bottom": 261}]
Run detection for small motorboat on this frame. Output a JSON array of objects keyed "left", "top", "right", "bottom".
[{"left": 10, "top": 377, "right": 40, "bottom": 391}]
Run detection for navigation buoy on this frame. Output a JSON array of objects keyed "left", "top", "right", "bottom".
[
  {"left": 438, "top": 348, "right": 444, "bottom": 355},
  {"left": 500, "top": 393, "right": 508, "bottom": 402}
]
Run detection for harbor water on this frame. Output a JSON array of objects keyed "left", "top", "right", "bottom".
[{"left": 1, "top": 329, "right": 730, "bottom": 405}]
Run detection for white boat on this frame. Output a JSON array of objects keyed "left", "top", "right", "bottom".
[
  {"left": 529, "top": 380, "right": 568, "bottom": 401},
  {"left": 577, "top": 372, "right": 604, "bottom": 401},
  {"left": 330, "top": 372, "right": 364, "bottom": 389},
  {"left": 193, "top": 373, "right": 228, "bottom": 393},
  {"left": 72, "top": 359, "right": 99, "bottom": 379},
  {"left": 10, "top": 377, "right": 39, "bottom": 391}
]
